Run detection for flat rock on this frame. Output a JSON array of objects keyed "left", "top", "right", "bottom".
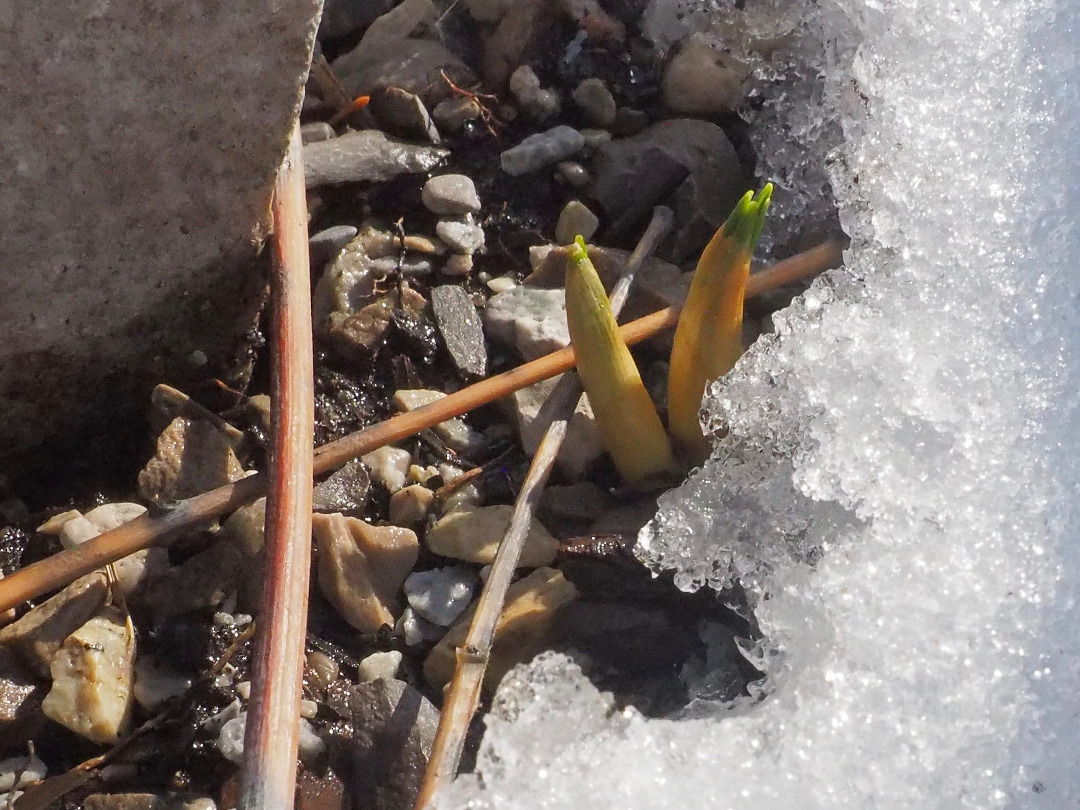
[
  {"left": 431, "top": 285, "right": 488, "bottom": 377},
  {"left": 424, "top": 567, "right": 577, "bottom": 693},
  {"left": 330, "top": 0, "right": 474, "bottom": 106},
  {"left": 0, "top": 572, "right": 109, "bottom": 676},
  {"left": 501, "top": 126, "right": 585, "bottom": 176},
  {"left": 314, "top": 513, "right": 419, "bottom": 634},
  {"left": 589, "top": 119, "right": 748, "bottom": 263},
  {"left": 421, "top": 175, "right": 482, "bottom": 216},
  {"left": 304, "top": 130, "right": 448, "bottom": 188},
  {"left": 42, "top": 606, "right": 135, "bottom": 744},
  {"left": 425, "top": 504, "right": 558, "bottom": 567},
  {"left": 138, "top": 416, "right": 246, "bottom": 504},
  {"left": 0, "top": 0, "right": 320, "bottom": 465},
  {"left": 323, "top": 678, "right": 440, "bottom": 810}
]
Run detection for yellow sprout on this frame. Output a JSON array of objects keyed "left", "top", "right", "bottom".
[
  {"left": 564, "top": 237, "right": 676, "bottom": 486},
  {"left": 667, "top": 185, "right": 773, "bottom": 462}
]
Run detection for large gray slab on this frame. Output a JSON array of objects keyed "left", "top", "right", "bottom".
[{"left": 0, "top": 1, "right": 322, "bottom": 464}]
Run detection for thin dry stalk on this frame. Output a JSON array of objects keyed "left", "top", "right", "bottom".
[
  {"left": 414, "top": 208, "right": 674, "bottom": 810},
  {"left": 0, "top": 241, "right": 840, "bottom": 614},
  {"left": 236, "top": 121, "right": 315, "bottom": 810}
]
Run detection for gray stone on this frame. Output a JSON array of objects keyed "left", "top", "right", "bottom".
[
  {"left": 572, "top": 78, "right": 617, "bottom": 127},
  {"left": 588, "top": 119, "right": 748, "bottom": 263},
  {"left": 143, "top": 542, "right": 244, "bottom": 626},
  {"left": 484, "top": 285, "right": 569, "bottom": 360},
  {"left": 324, "top": 678, "right": 440, "bottom": 810},
  {"left": 580, "top": 128, "right": 613, "bottom": 150},
  {"left": 422, "top": 175, "right": 482, "bottom": 216},
  {"left": 432, "top": 97, "right": 482, "bottom": 131},
  {"left": 611, "top": 107, "right": 650, "bottom": 136},
  {"left": 555, "top": 160, "right": 591, "bottom": 187},
  {"left": 431, "top": 285, "right": 488, "bottom": 377},
  {"left": 555, "top": 200, "right": 600, "bottom": 245},
  {"left": 301, "top": 121, "right": 336, "bottom": 145},
  {"left": 500, "top": 126, "right": 585, "bottom": 176},
  {"left": 403, "top": 566, "right": 477, "bottom": 626},
  {"left": 435, "top": 216, "right": 485, "bottom": 255},
  {"left": 309, "top": 225, "right": 359, "bottom": 269},
  {"left": 0, "top": 0, "right": 321, "bottom": 463},
  {"left": 539, "top": 481, "right": 612, "bottom": 524},
  {"left": 508, "top": 65, "right": 561, "bottom": 120},
  {"left": 393, "top": 389, "right": 484, "bottom": 453},
  {"left": 369, "top": 87, "right": 441, "bottom": 144},
  {"left": 331, "top": 0, "right": 474, "bottom": 106},
  {"left": 313, "top": 460, "right": 371, "bottom": 514},
  {"left": 304, "top": 130, "right": 448, "bottom": 187},
  {"left": 509, "top": 375, "right": 605, "bottom": 479}
]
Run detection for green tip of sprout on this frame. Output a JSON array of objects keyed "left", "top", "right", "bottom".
[
  {"left": 722, "top": 184, "right": 774, "bottom": 254},
  {"left": 569, "top": 235, "right": 590, "bottom": 265}
]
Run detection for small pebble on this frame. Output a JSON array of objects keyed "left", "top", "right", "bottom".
[
  {"left": 436, "top": 215, "right": 485, "bottom": 255},
  {"left": 500, "top": 126, "right": 584, "bottom": 176},
  {"left": 486, "top": 275, "right": 518, "bottom": 294},
  {"left": 300, "top": 699, "right": 319, "bottom": 719},
  {"left": 371, "top": 87, "right": 440, "bottom": 144},
  {"left": 394, "top": 389, "right": 483, "bottom": 453},
  {"left": 395, "top": 607, "right": 443, "bottom": 646},
  {"left": 508, "top": 65, "right": 560, "bottom": 120},
  {"left": 306, "top": 651, "right": 339, "bottom": 693},
  {"left": 313, "top": 459, "right": 370, "bottom": 513},
  {"left": 358, "top": 650, "right": 403, "bottom": 681},
  {"left": 217, "top": 715, "right": 247, "bottom": 763},
  {"left": 438, "top": 464, "right": 465, "bottom": 484},
  {"left": 404, "top": 566, "right": 478, "bottom": 626},
  {"left": 361, "top": 446, "right": 412, "bottom": 492},
  {"left": 390, "top": 484, "right": 435, "bottom": 529},
  {"left": 301, "top": 121, "right": 336, "bottom": 144},
  {"left": 572, "top": 78, "right": 617, "bottom": 127},
  {"left": 661, "top": 34, "right": 746, "bottom": 116},
  {"left": 408, "top": 465, "right": 440, "bottom": 485},
  {"left": 580, "top": 128, "right": 613, "bottom": 150},
  {"left": 235, "top": 680, "right": 251, "bottom": 700},
  {"left": 441, "top": 481, "right": 482, "bottom": 515},
  {"left": 441, "top": 253, "right": 474, "bottom": 276},
  {"left": 555, "top": 200, "right": 600, "bottom": 245},
  {"left": 555, "top": 160, "right": 590, "bottom": 187},
  {"left": 432, "top": 96, "right": 481, "bottom": 131},
  {"left": 425, "top": 504, "right": 557, "bottom": 566},
  {"left": 612, "top": 106, "right": 649, "bottom": 136},
  {"left": 303, "top": 130, "right": 448, "bottom": 187},
  {"left": 422, "top": 174, "right": 482, "bottom": 216},
  {"left": 298, "top": 718, "right": 326, "bottom": 762}
]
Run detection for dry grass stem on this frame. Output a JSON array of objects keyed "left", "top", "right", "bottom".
[
  {"left": 237, "top": 120, "right": 315, "bottom": 810},
  {"left": 0, "top": 241, "right": 838, "bottom": 614},
  {"left": 414, "top": 208, "right": 673, "bottom": 809}
]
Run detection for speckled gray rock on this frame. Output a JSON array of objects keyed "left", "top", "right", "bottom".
[
  {"left": 431, "top": 285, "right": 488, "bottom": 377},
  {"left": 421, "top": 175, "right": 481, "bottom": 216},
  {"left": 500, "top": 126, "right": 584, "bottom": 176},
  {"left": 313, "top": 459, "right": 371, "bottom": 514},
  {"left": 369, "top": 87, "right": 441, "bottom": 144},
  {"left": 0, "top": 0, "right": 321, "bottom": 463},
  {"left": 572, "top": 78, "right": 617, "bottom": 127},
  {"left": 304, "top": 130, "right": 448, "bottom": 187},
  {"left": 435, "top": 216, "right": 485, "bottom": 255}
]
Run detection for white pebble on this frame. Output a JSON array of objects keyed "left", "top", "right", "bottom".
[
  {"left": 217, "top": 714, "right": 248, "bottom": 764},
  {"left": 300, "top": 699, "right": 319, "bottom": 719},
  {"left": 298, "top": 718, "right": 326, "bottom": 762},
  {"left": 235, "top": 680, "right": 251, "bottom": 700},
  {"left": 404, "top": 566, "right": 478, "bottom": 626},
  {"left": 0, "top": 755, "right": 47, "bottom": 792},
  {"left": 358, "top": 650, "right": 403, "bottom": 681},
  {"left": 361, "top": 445, "right": 412, "bottom": 493},
  {"left": 486, "top": 275, "right": 518, "bottom": 294}
]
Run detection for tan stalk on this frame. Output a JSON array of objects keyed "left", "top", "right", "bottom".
[
  {"left": 0, "top": 241, "right": 839, "bottom": 614},
  {"left": 237, "top": 120, "right": 315, "bottom": 810},
  {"left": 414, "top": 208, "right": 674, "bottom": 809}
]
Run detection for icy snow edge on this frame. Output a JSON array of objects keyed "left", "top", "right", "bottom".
[{"left": 442, "top": 0, "right": 1080, "bottom": 807}]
